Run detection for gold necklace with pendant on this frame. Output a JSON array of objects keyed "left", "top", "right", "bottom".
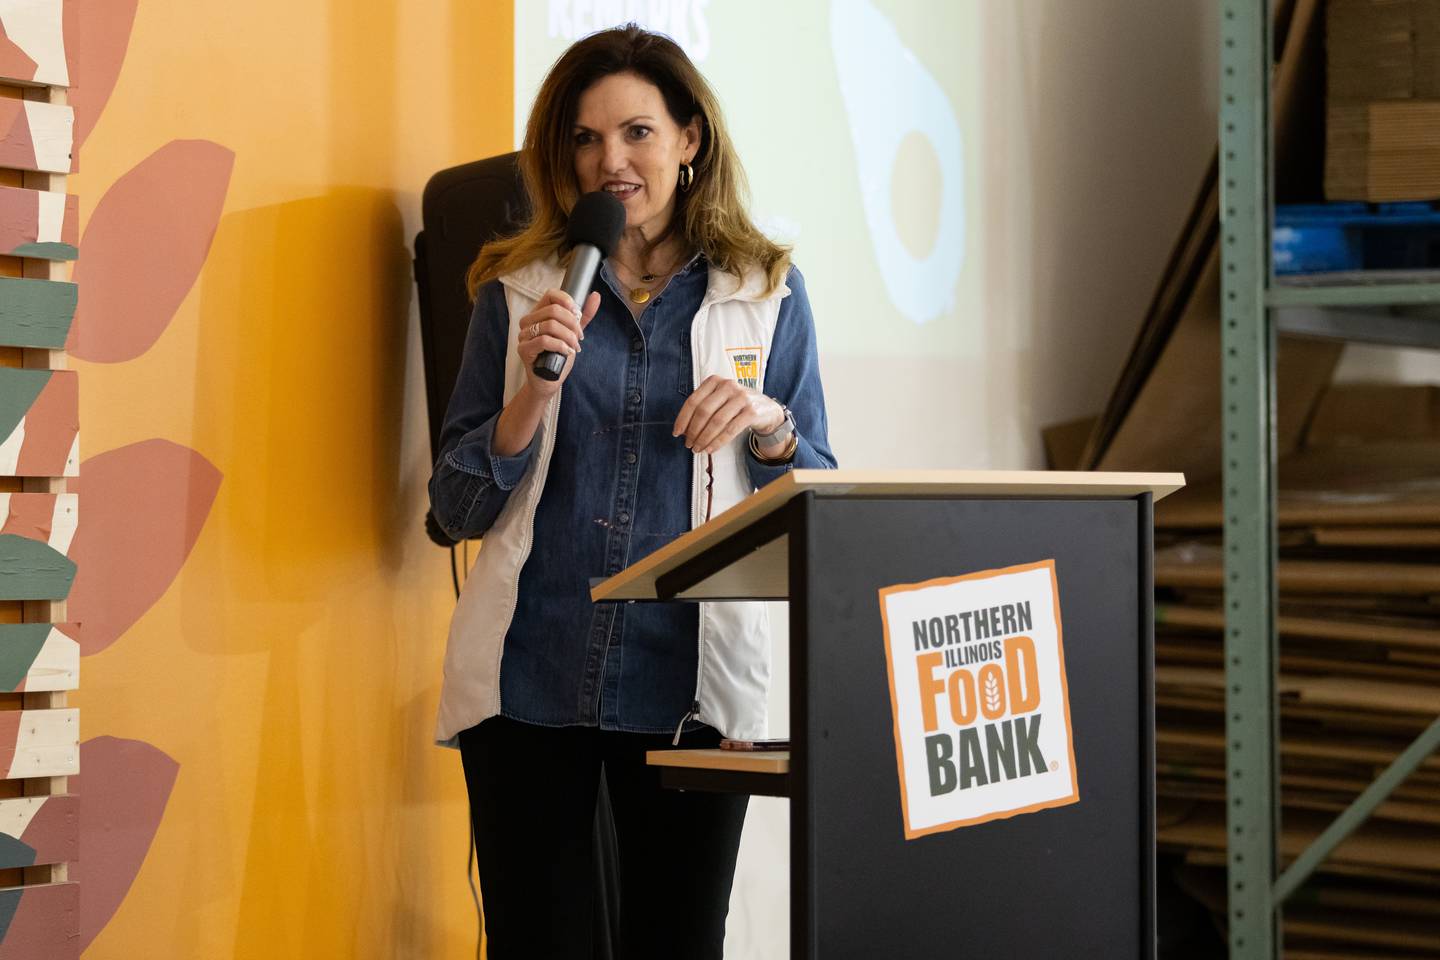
[
  {"left": 616, "top": 252, "right": 685, "bottom": 303},
  {"left": 630, "top": 272, "right": 658, "bottom": 304}
]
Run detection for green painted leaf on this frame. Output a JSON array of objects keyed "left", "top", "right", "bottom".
[
  {"left": 0, "top": 369, "right": 48, "bottom": 444},
  {"left": 0, "top": 535, "right": 75, "bottom": 600},
  {"left": 0, "top": 624, "right": 49, "bottom": 691},
  {"left": 10, "top": 242, "right": 77, "bottom": 261},
  {"left": 0, "top": 886, "right": 21, "bottom": 943},
  {"left": 0, "top": 277, "right": 76, "bottom": 348},
  {"left": 0, "top": 836, "right": 35, "bottom": 871}
]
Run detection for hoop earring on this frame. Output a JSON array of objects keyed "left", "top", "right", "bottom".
[{"left": 678, "top": 162, "right": 694, "bottom": 192}]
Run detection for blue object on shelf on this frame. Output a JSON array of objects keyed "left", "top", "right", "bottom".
[{"left": 1274, "top": 202, "right": 1440, "bottom": 274}]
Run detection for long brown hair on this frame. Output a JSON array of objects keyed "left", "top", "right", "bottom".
[{"left": 465, "top": 25, "right": 789, "bottom": 299}]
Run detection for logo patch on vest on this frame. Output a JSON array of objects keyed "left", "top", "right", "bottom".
[{"left": 726, "top": 346, "right": 762, "bottom": 388}]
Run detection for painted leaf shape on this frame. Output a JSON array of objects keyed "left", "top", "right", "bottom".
[
  {"left": 0, "top": 836, "right": 34, "bottom": 871},
  {"left": 0, "top": 370, "right": 46, "bottom": 443},
  {"left": 0, "top": 881, "right": 76, "bottom": 958},
  {"left": 0, "top": 625, "right": 47, "bottom": 691},
  {"left": 66, "top": 0, "right": 139, "bottom": 153},
  {"left": 0, "top": 32, "right": 38, "bottom": 86},
  {"left": 72, "top": 737, "right": 178, "bottom": 952},
  {"left": 69, "top": 140, "right": 235, "bottom": 362},
  {"left": 0, "top": 535, "right": 74, "bottom": 600},
  {"left": 68, "top": 440, "right": 222, "bottom": 655}
]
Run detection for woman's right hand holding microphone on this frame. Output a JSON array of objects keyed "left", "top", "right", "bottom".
[
  {"left": 517, "top": 289, "right": 601, "bottom": 394},
  {"left": 492, "top": 288, "right": 601, "bottom": 457}
]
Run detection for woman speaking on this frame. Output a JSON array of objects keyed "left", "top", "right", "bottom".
[{"left": 429, "top": 24, "right": 836, "bottom": 959}]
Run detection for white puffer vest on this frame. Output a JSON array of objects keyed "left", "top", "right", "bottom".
[{"left": 435, "top": 257, "right": 790, "bottom": 746}]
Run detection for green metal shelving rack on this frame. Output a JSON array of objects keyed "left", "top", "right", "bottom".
[{"left": 1219, "top": 2, "right": 1440, "bottom": 957}]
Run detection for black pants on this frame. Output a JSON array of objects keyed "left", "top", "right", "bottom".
[{"left": 459, "top": 716, "right": 750, "bottom": 960}]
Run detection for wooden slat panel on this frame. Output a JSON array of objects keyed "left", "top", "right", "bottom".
[
  {"left": 0, "top": 1, "right": 68, "bottom": 88},
  {"left": 0, "top": 626, "right": 71, "bottom": 693},
  {"left": 0, "top": 880, "right": 76, "bottom": 958},
  {"left": 0, "top": 52, "right": 77, "bottom": 960},
  {"left": 0, "top": 795, "right": 74, "bottom": 868},
  {"left": 0, "top": 278, "right": 70, "bottom": 348},
  {"left": 0, "top": 186, "right": 74, "bottom": 260},
  {"left": 0, "top": 709, "right": 74, "bottom": 778},
  {"left": 0, "top": 625, "right": 72, "bottom": 693},
  {"left": 0, "top": 99, "right": 68, "bottom": 174},
  {"left": 0, "top": 536, "right": 69, "bottom": 599},
  {"left": 0, "top": 494, "right": 73, "bottom": 556},
  {"left": 0, "top": 493, "right": 74, "bottom": 602},
  {"left": 0, "top": 369, "right": 74, "bottom": 477}
]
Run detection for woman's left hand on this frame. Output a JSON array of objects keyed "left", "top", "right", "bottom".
[{"left": 674, "top": 376, "right": 785, "bottom": 454}]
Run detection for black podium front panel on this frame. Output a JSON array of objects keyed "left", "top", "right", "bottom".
[{"left": 790, "top": 495, "right": 1151, "bottom": 960}]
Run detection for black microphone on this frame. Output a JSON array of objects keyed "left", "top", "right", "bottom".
[{"left": 534, "top": 190, "right": 627, "bottom": 381}]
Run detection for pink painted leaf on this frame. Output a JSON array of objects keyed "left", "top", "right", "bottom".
[
  {"left": 69, "top": 440, "right": 222, "bottom": 655},
  {"left": 0, "top": 881, "right": 77, "bottom": 958},
  {"left": 69, "top": 140, "right": 235, "bottom": 363},
  {"left": 72, "top": 737, "right": 178, "bottom": 953},
  {"left": 66, "top": 0, "right": 140, "bottom": 153},
  {"left": 0, "top": 31, "right": 38, "bottom": 85}
]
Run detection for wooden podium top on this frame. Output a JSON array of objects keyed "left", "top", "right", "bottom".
[{"left": 591, "top": 469, "right": 1183, "bottom": 602}]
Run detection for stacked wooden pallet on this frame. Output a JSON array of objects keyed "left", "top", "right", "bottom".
[
  {"left": 1326, "top": 0, "right": 1440, "bottom": 200},
  {"left": 0, "top": 6, "right": 81, "bottom": 959},
  {"left": 1152, "top": 387, "right": 1440, "bottom": 957}
]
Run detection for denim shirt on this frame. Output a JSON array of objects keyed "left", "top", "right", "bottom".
[{"left": 429, "top": 256, "right": 836, "bottom": 734}]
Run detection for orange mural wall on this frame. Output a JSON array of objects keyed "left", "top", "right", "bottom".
[{"left": 68, "top": 1, "right": 512, "bottom": 956}]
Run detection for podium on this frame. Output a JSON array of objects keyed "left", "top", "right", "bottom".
[{"left": 592, "top": 470, "right": 1183, "bottom": 960}]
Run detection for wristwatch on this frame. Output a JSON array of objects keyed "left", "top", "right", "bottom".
[
  {"left": 751, "top": 403, "right": 795, "bottom": 447},
  {"left": 749, "top": 404, "right": 798, "bottom": 464}
]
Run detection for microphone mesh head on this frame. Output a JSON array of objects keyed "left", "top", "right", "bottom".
[{"left": 566, "top": 191, "right": 627, "bottom": 257}]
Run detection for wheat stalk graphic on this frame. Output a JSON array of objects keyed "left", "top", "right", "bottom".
[{"left": 984, "top": 672, "right": 1002, "bottom": 713}]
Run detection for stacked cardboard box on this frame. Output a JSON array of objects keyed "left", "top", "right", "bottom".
[
  {"left": 1150, "top": 385, "right": 1440, "bottom": 957},
  {"left": 1328, "top": 0, "right": 1440, "bottom": 99},
  {"left": 1326, "top": 0, "right": 1440, "bottom": 200}
]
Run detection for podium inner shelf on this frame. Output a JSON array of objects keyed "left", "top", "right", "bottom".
[{"left": 646, "top": 749, "right": 791, "bottom": 798}]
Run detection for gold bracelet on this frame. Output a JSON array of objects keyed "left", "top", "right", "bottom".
[{"left": 749, "top": 429, "right": 798, "bottom": 465}]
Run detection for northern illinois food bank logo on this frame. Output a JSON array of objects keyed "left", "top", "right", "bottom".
[
  {"left": 878, "top": 559, "right": 1079, "bottom": 839},
  {"left": 725, "top": 346, "right": 761, "bottom": 388}
]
